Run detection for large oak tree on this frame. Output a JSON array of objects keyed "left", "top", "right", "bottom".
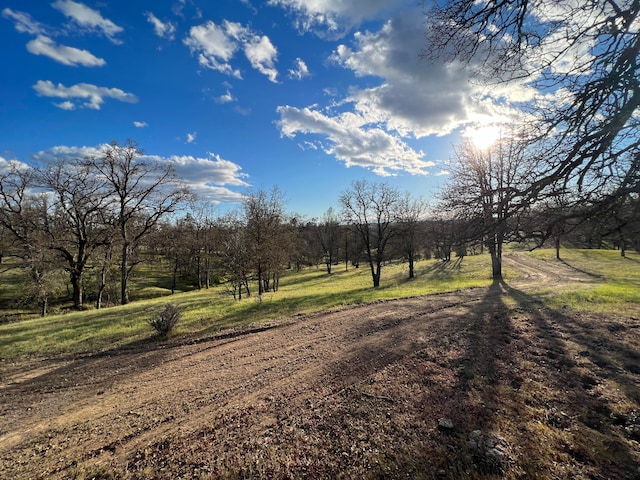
[
  {"left": 424, "top": 0, "right": 640, "bottom": 204},
  {"left": 89, "top": 141, "right": 192, "bottom": 305}
]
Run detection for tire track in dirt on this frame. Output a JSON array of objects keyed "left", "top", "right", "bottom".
[
  {"left": 1, "top": 292, "right": 488, "bottom": 477},
  {"left": 504, "top": 252, "right": 600, "bottom": 287}
]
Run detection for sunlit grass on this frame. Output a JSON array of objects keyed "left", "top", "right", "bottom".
[
  {"left": 3, "top": 248, "right": 638, "bottom": 360},
  {"left": 529, "top": 248, "right": 640, "bottom": 313},
  {"left": 0, "top": 255, "right": 495, "bottom": 359}
]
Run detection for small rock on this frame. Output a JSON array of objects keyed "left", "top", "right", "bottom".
[
  {"left": 467, "top": 430, "right": 512, "bottom": 474},
  {"left": 437, "top": 418, "right": 454, "bottom": 430}
]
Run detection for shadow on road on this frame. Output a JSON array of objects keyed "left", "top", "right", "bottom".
[{"left": 320, "top": 278, "right": 640, "bottom": 478}]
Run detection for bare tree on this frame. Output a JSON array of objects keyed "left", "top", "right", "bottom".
[
  {"left": 395, "top": 193, "right": 428, "bottom": 279},
  {"left": 0, "top": 164, "right": 35, "bottom": 250},
  {"left": 219, "top": 212, "right": 251, "bottom": 300},
  {"left": 440, "top": 131, "right": 537, "bottom": 279},
  {"left": 36, "top": 159, "right": 112, "bottom": 309},
  {"left": 423, "top": 0, "right": 640, "bottom": 203},
  {"left": 0, "top": 165, "right": 61, "bottom": 315},
  {"left": 315, "top": 207, "right": 341, "bottom": 274},
  {"left": 243, "top": 187, "right": 287, "bottom": 297},
  {"left": 340, "top": 180, "right": 400, "bottom": 288},
  {"left": 186, "top": 202, "right": 219, "bottom": 289},
  {"left": 94, "top": 237, "right": 116, "bottom": 309},
  {"left": 90, "top": 140, "right": 191, "bottom": 305}
]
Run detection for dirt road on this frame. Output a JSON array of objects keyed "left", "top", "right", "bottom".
[{"left": 2, "top": 253, "right": 639, "bottom": 479}]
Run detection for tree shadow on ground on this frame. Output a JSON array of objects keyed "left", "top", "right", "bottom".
[
  {"left": 419, "top": 257, "right": 464, "bottom": 281},
  {"left": 558, "top": 259, "right": 605, "bottom": 279},
  {"left": 317, "top": 278, "right": 640, "bottom": 478},
  {"left": 492, "top": 281, "right": 640, "bottom": 478},
  {"left": 438, "top": 279, "right": 640, "bottom": 478}
]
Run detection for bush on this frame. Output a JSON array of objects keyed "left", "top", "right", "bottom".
[{"left": 148, "top": 303, "right": 182, "bottom": 337}]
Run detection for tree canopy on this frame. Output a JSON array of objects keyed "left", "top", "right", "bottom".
[{"left": 423, "top": 0, "right": 640, "bottom": 203}]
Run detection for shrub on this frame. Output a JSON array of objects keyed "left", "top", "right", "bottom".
[{"left": 148, "top": 303, "right": 182, "bottom": 337}]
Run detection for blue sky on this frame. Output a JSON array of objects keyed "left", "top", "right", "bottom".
[{"left": 0, "top": 0, "right": 515, "bottom": 218}]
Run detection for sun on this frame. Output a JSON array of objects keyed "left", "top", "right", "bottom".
[{"left": 463, "top": 124, "right": 502, "bottom": 150}]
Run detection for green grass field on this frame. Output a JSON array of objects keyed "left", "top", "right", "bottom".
[
  {"left": 529, "top": 248, "right": 640, "bottom": 314},
  {"left": 1, "top": 249, "right": 639, "bottom": 360}
]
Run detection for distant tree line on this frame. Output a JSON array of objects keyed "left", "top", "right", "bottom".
[
  {"left": 2, "top": 2, "right": 638, "bottom": 315},
  {"left": 1, "top": 133, "right": 639, "bottom": 316}
]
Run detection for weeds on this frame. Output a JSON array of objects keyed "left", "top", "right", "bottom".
[{"left": 148, "top": 303, "right": 182, "bottom": 337}]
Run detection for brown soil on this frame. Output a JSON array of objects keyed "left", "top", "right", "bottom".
[{"left": 2, "top": 253, "right": 640, "bottom": 479}]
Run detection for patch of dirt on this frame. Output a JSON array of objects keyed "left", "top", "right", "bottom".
[{"left": 2, "top": 253, "right": 640, "bottom": 479}]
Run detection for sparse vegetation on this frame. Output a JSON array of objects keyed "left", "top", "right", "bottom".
[
  {"left": 148, "top": 303, "right": 182, "bottom": 337},
  {"left": 0, "top": 254, "right": 494, "bottom": 359}
]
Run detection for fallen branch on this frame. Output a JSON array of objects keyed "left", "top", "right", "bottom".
[{"left": 355, "top": 389, "right": 394, "bottom": 403}]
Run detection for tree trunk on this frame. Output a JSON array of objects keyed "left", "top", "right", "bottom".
[
  {"left": 96, "top": 247, "right": 111, "bottom": 310},
  {"left": 257, "top": 263, "right": 264, "bottom": 296},
  {"left": 488, "top": 237, "right": 503, "bottom": 280},
  {"left": 555, "top": 236, "right": 561, "bottom": 260},
  {"left": 372, "top": 261, "right": 382, "bottom": 288},
  {"left": 196, "top": 254, "right": 202, "bottom": 290},
  {"left": 408, "top": 250, "right": 415, "bottom": 279},
  {"left": 71, "top": 273, "right": 83, "bottom": 309},
  {"left": 491, "top": 254, "right": 502, "bottom": 279},
  {"left": 121, "top": 243, "right": 130, "bottom": 305},
  {"left": 205, "top": 256, "right": 211, "bottom": 289},
  {"left": 96, "top": 283, "right": 105, "bottom": 310},
  {"left": 344, "top": 235, "right": 349, "bottom": 272},
  {"left": 171, "top": 254, "right": 179, "bottom": 295}
]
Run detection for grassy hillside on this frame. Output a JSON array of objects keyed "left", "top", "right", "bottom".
[
  {"left": 529, "top": 248, "right": 640, "bottom": 314},
  {"left": 1, "top": 249, "right": 638, "bottom": 360}
]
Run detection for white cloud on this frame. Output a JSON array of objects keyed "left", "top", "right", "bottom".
[
  {"left": 184, "top": 21, "right": 241, "bottom": 78},
  {"left": 184, "top": 20, "right": 279, "bottom": 82},
  {"left": 33, "top": 80, "right": 137, "bottom": 110},
  {"left": 268, "top": 0, "right": 404, "bottom": 36},
  {"left": 51, "top": 0, "right": 123, "bottom": 43},
  {"left": 288, "top": 57, "right": 310, "bottom": 80},
  {"left": 32, "top": 145, "right": 248, "bottom": 204},
  {"left": 56, "top": 101, "right": 76, "bottom": 110},
  {"left": 134, "top": 121, "right": 148, "bottom": 128},
  {"left": 277, "top": 105, "right": 433, "bottom": 176},
  {"left": 2, "top": 8, "right": 47, "bottom": 35},
  {"left": 168, "top": 152, "right": 250, "bottom": 187},
  {"left": 186, "top": 132, "right": 197, "bottom": 144},
  {"left": 243, "top": 34, "right": 279, "bottom": 82},
  {"left": 0, "top": 156, "right": 31, "bottom": 174},
  {"left": 145, "top": 12, "right": 176, "bottom": 40},
  {"left": 26, "top": 35, "right": 105, "bottom": 66},
  {"left": 214, "top": 88, "right": 235, "bottom": 104},
  {"left": 31, "top": 145, "right": 106, "bottom": 163},
  {"left": 276, "top": 10, "right": 533, "bottom": 176},
  {"left": 234, "top": 105, "right": 252, "bottom": 116},
  {"left": 329, "top": 14, "right": 486, "bottom": 138},
  {"left": 240, "top": 0, "right": 258, "bottom": 15}
]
